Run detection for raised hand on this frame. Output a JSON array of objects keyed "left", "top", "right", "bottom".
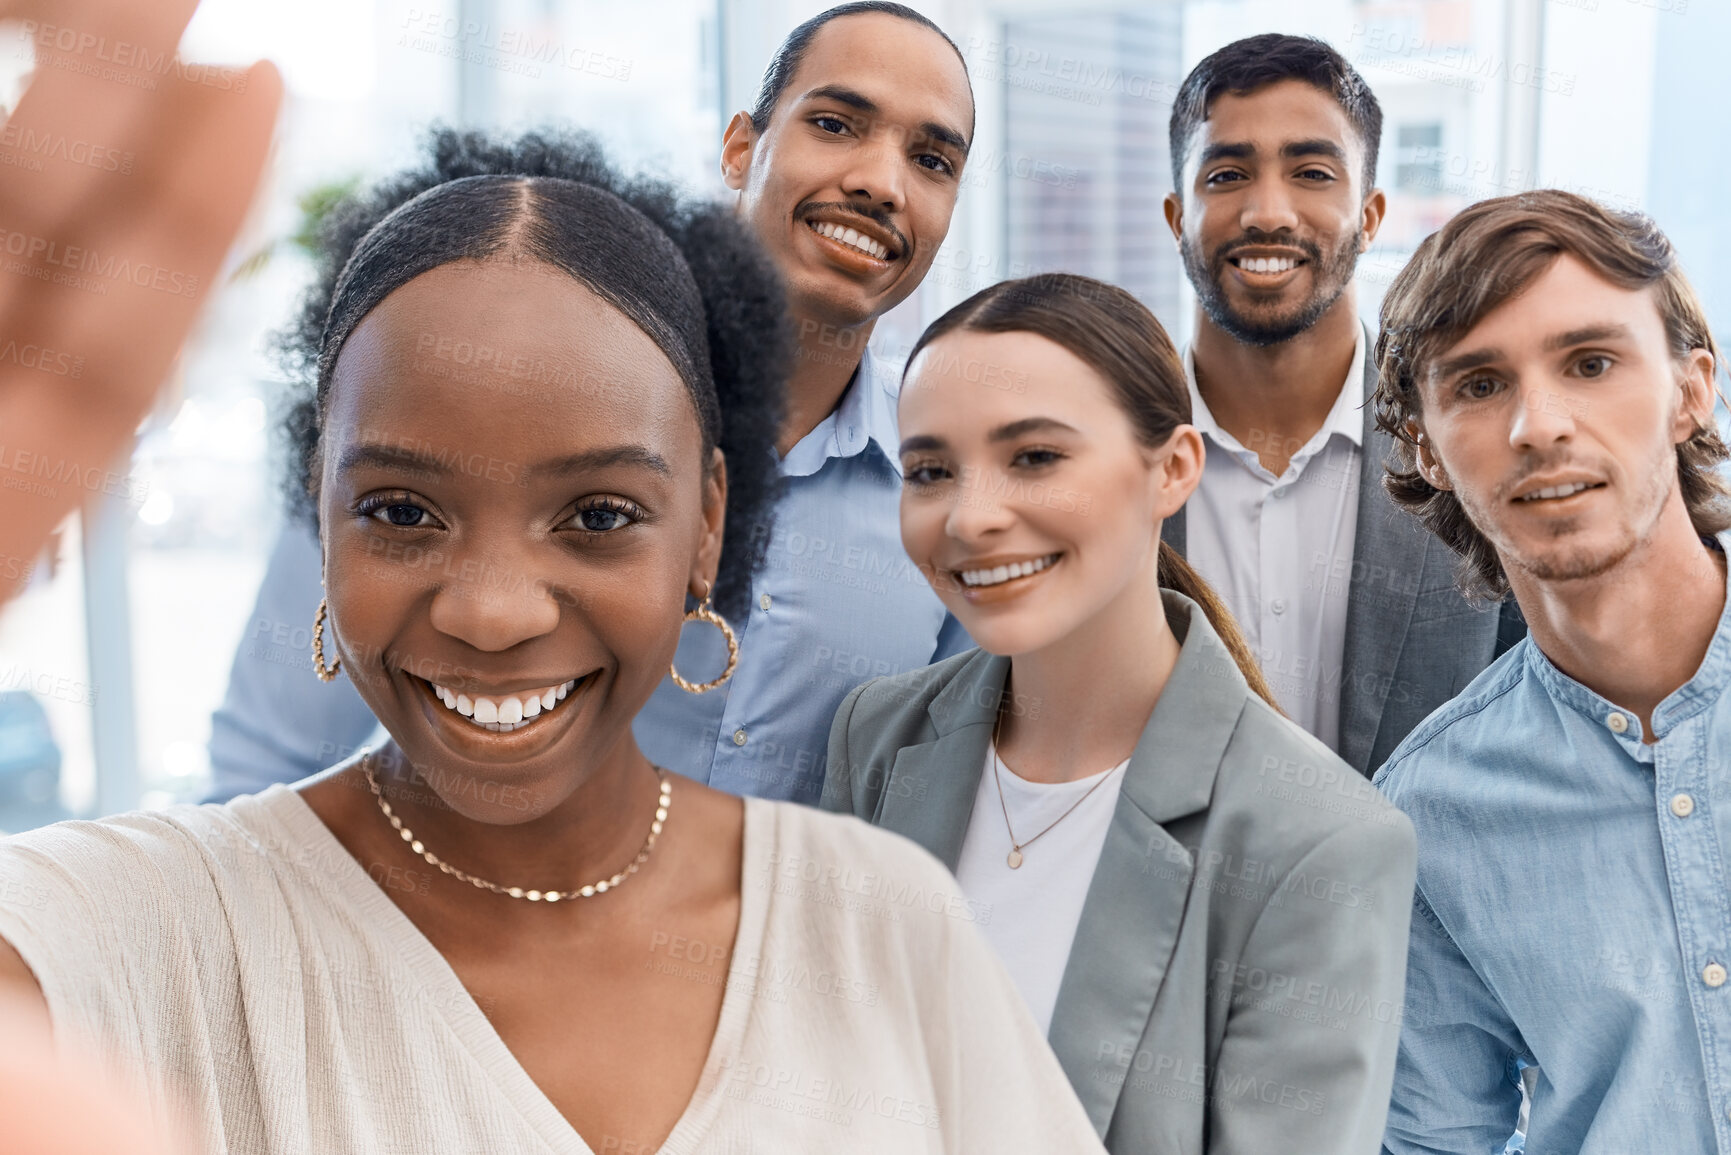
[{"left": 0, "top": 0, "right": 281, "bottom": 601}]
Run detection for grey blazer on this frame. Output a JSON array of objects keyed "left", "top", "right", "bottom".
[
  {"left": 822, "top": 592, "right": 1417, "bottom": 1155},
  {"left": 1162, "top": 330, "right": 1526, "bottom": 776}
]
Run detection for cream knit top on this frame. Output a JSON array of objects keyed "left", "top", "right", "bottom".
[{"left": 0, "top": 787, "right": 1104, "bottom": 1154}]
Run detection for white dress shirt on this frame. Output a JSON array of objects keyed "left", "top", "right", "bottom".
[{"left": 1180, "top": 332, "right": 1364, "bottom": 752}]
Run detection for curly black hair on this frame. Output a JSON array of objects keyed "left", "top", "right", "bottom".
[{"left": 275, "top": 126, "right": 789, "bottom": 620}]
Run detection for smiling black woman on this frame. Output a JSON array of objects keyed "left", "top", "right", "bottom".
[{"left": 0, "top": 130, "right": 1103, "bottom": 1155}]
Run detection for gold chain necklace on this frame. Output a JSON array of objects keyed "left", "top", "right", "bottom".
[
  {"left": 362, "top": 761, "right": 672, "bottom": 901},
  {"left": 990, "top": 704, "right": 1115, "bottom": 869}
]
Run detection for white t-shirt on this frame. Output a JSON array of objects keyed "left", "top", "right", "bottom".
[
  {"left": 954, "top": 744, "right": 1129, "bottom": 1034},
  {"left": 0, "top": 786, "right": 1105, "bottom": 1154}
]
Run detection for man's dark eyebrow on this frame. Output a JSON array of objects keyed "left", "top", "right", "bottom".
[
  {"left": 917, "top": 120, "right": 969, "bottom": 155},
  {"left": 801, "top": 84, "right": 879, "bottom": 116},
  {"left": 1281, "top": 138, "right": 1348, "bottom": 162},
  {"left": 1545, "top": 323, "right": 1631, "bottom": 350},
  {"left": 1198, "top": 141, "right": 1255, "bottom": 168},
  {"left": 801, "top": 84, "right": 970, "bottom": 156}
]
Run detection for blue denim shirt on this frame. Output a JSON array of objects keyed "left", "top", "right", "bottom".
[
  {"left": 1375, "top": 533, "right": 1731, "bottom": 1153},
  {"left": 635, "top": 345, "right": 968, "bottom": 803},
  {"left": 206, "top": 345, "right": 966, "bottom": 805}
]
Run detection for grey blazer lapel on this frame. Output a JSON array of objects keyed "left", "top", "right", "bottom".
[
  {"left": 874, "top": 650, "right": 1009, "bottom": 872},
  {"left": 1046, "top": 593, "right": 1246, "bottom": 1136},
  {"left": 1338, "top": 332, "right": 1428, "bottom": 772}
]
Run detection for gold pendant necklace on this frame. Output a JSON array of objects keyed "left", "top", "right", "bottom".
[
  {"left": 363, "top": 760, "right": 672, "bottom": 901},
  {"left": 990, "top": 701, "right": 1115, "bottom": 869}
]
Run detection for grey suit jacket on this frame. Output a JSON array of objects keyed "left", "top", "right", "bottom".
[
  {"left": 1164, "top": 331, "right": 1525, "bottom": 776},
  {"left": 822, "top": 592, "right": 1417, "bottom": 1155}
]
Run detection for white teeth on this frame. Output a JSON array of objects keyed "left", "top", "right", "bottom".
[
  {"left": 810, "top": 220, "right": 888, "bottom": 259},
  {"left": 428, "top": 678, "right": 581, "bottom": 730},
  {"left": 1238, "top": 256, "right": 1297, "bottom": 274},
  {"left": 1520, "top": 482, "right": 1593, "bottom": 502},
  {"left": 958, "top": 553, "right": 1060, "bottom": 588}
]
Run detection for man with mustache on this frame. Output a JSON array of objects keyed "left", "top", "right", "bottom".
[
  {"left": 1161, "top": 34, "right": 1523, "bottom": 774},
  {"left": 1371, "top": 190, "right": 1731, "bottom": 1153},
  {"left": 206, "top": 1, "right": 975, "bottom": 805}
]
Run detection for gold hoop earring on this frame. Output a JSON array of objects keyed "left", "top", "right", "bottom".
[
  {"left": 670, "top": 584, "right": 738, "bottom": 694},
  {"left": 312, "top": 595, "right": 342, "bottom": 682}
]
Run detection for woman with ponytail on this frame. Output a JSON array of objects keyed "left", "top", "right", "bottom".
[
  {"left": 0, "top": 131, "right": 1104, "bottom": 1155},
  {"left": 822, "top": 273, "right": 1417, "bottom": 1155}
]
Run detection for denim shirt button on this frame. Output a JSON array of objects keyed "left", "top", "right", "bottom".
[
  {"left": 1606, "top": 711, "right": 1630, "bottom": 734},
  {"left": 732, "top": 728, "right": 748, "bottom": 747},
  {"left": 1672, "top": 793, "right": 1696, "bottom": 818},
  {"left": 1703, "top": 963, "right": 1727, "bottom": 988}
]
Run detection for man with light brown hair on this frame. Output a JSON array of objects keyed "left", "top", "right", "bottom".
[{"left": 1369, "top": 189, "right": 1731, "bottom": 1153}]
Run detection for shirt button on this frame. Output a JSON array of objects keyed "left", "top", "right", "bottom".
[
  {"left": 759, "top": 593, "right": 772, "bottom": 612},
  {"left": 1704, "top": 963, "right": 1727, "bottom": 988},
  {"left": 1672, "top": 793, "right": 1696, "bottom": 818},
  {"left": 1606, "top": 712, "right": 1629, "bottom": 734},
  {"left": 1272, "top": 486, "right": 1290, "bottom": 498},
  {"left": 1270, "top": 598, "right": 1288, "bottom": 615},
  {"left": 732, "top": 728, "right": 748, "bottom": 747}
]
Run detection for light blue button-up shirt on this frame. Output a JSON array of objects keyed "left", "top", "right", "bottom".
[
  {"left": 635, "top": 345, "right": 968, "bottom": 803},
  {"left": 204, "top": 345, "right": 965, "bottom": 806},
  {"left": 1375, "top": 533, "right": 1731, "bottom": 1154}
]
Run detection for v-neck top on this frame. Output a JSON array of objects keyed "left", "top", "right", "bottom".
[{"left": 0, "top": 786, "right": 1103, "bottom": 1154}]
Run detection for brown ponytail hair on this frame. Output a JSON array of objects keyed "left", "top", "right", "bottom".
[{"left": 904, "top": 272, "right": 1280, "bottom": 710}]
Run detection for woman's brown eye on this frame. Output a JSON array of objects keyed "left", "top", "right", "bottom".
[{"left": 383, "top": 505, "right": 424, "bottom": 527}]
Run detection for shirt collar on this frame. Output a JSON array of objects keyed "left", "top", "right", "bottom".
[
  {"left": 1524, "top": 529, "right": 1731, "bottom": 747},
  {"left": 779, "top": 343, "right": 904, "bottom": 479},
  {"left": 1182, "top": 323, "right": 1366, "bottom": 455}
]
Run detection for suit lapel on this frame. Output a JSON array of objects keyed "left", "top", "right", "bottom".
[
  {"left": 874, "top": 650, "right": 1008, "bottom": 872},
  {"left": 1046, "top": 593, "right": 1246, "bottom": 1136},
  {"left": 1338, "top": 333, "right": 1428, "bottom": 772}
]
